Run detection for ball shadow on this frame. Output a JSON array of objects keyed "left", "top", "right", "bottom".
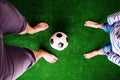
[{"left": 51, "top": 15, "right": 71, "bottom": 34}]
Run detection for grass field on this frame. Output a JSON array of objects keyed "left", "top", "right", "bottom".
[{"left": 5, "top": 0, "right": 120, "bottom": 80}]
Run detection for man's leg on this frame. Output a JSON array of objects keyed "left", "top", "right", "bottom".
[
  {"left": 5, "top": 45, "right": 58, "bottom": 79},
  {"left": 32, "top": 49, "right": 58, "bottom": 63},
  {"left": 19, "top": 22, "right": 58, "bottom": 63},
  {"left": 1, "top": 0, "right": 58, "bottom": 63},
  {"left": 0, "top": 0, "right": 58, "bottom": 79},
  {"left": 19, "top": 22, "right": 49, "bottom": 34}
]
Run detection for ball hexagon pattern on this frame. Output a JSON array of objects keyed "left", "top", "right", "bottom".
[{"left": 50, "top": 32, "right": 68, "bottom": 51}]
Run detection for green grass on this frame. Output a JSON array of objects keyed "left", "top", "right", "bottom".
[{"left": 5, "top": 0, "right": 120, "bottom": 80}]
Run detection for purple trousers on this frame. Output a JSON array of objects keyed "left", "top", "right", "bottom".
[{"left": 0, "top": 0, "right": 36, "bottom": 80}]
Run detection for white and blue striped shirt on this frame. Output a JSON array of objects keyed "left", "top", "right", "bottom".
[
  {"left": 108, "top": 11, "right": 120, "bottom": 55},
  {"left": 102, "top": 11, "right": 120, "bottom": 66}
]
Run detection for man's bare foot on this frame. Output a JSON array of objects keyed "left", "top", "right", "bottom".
[
  {"left": 84, "top": 21, "right": 102, "bottom": 28},
  {"left": 31, "top": 22, "right": 49, "bottom": 34},
  {"left": 32, "top": 49, "right": 58, "bottom": 63},
  {"left": 20, "top": 22, "right": 49, "bottom": 34},
  {"left": 42, "top": 52, "right": 58, "bottom": 63},
  {"left": 84, "top": 49, "right": 102, "bottom": 59}
]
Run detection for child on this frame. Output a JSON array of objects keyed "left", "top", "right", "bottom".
[{"left": 84, "top": 11, "right": 120, "bottom": 66}]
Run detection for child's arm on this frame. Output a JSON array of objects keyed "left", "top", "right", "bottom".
[
  {"left": 107, "top": 11, "right": 120, "bottom": 25},
  {"left": 107, "top": 51, "right": 120, "bottom": 66},
  {"left": 102, "top": 43, "right": 120, "bottom": 66}
]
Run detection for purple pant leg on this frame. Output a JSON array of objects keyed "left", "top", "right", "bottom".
[
  {"left": 0, "top": 37, "right": 36, "bottom": 80},
  {"left": 0, "top": 0, "right": 36, "bottom": 80},
  {"left": 5, "top": 45, "right": 36, "bottom": 79},
  {"left": 0, "top": 0, "right": 26, "bottom": 34}
]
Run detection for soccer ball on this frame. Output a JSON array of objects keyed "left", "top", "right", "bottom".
[{"left": 50, "top": 32, "right": 68, "bottom": 51}]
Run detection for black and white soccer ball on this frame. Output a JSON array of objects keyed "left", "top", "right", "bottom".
[{"left": 50, "top": 32, "right": 68, "bottom": 51}]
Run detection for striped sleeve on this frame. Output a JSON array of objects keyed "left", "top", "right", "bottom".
[
  {"left": 107, "top": 51, "right": 120, "bottom": 66},
  {"left": 107, "top": 11, "right": 120, "bottom": 25}
]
